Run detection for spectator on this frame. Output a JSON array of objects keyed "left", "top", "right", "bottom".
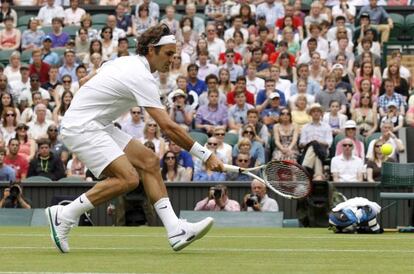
[
  {"left": 205, "top": 23, "right": 226, "bottom": 60},
  {"left": 184, "top": 3, "right": 205, "bottom": 34},
  {"left": 380, "top": 59, "right": 409, "bottom": 100},
  {"left": 195, "top": 87, "right": 228, "bottom": 135},
  {"left": 64, "top": 0, "right": 85, "bottom": 26},
  {"left": 75, "top": 28, "right": 90, "bottom": 61},
  {"left": 233, "top": 124, "right": 265, "bottom": 166},
  {"left": 168, "top": 89, "right": 194, "bottom": 132},
  {"left": 289, "top": 78, "right": 315, "bottom": 110},
  {"left": 218, "top": 68, "right": 234, "bottom": 95},
  {"left": 366, "top": 139, "right": 396, "bottom": 182},
  {"left": 46, "top": 124, "right": 66, "bottom": 158},
  {"left": 27, "top": 138, "right": 65, "bottom": 180},
  {"left": 0, "top": 146, "right": 15, "bottom": 181},
  {"left": 291, "top": 94, "right": 311, "bottom": 129},
  {"left": 194, "top": 161, "right": 226, "bottom": 182},
  {"left": 331, "top": 138, "right": 364, "bottom": 182},
  {"left": 198, "top": 73, "right": 226, "bottom": 107},
  {"left": 37, "top": 0, "right": 64, "bottom": 26},
  {"left": 246, "top": 108, "right": 269, "bottom": 147},
  {"left": 120, "top": 107, "right": 144, "bottom": 139},
  {"left": 165, "top": 140, "right": 193, "bottom": 181},
  {"left": 186, "top": 64, "right": 207, "bottom": 96},
  {"left": 272, "top": 108, "right": 299, "bottom": 161},
  {"left": 160, "top": 150, "right": 187, "bottom": 182},
  {"left": 29, "top": 49, "right": 50, "bottom": 85},
  {"left": 15, "top": 123, "right": 36, "bottom": 161},
  {"left": 19, "top": 75, "right": 51, "bottom": 110},
  {"left": 27, "top": 104, "right": 55, "bottom": 141},
  {"left": 224, "top": 15, "right": 249, "bottom": 43},
  {"left": 256, "top": 0, "right": 284, "bottom": 30},
  {"left": 226, "top": 152, "right": 252, "bottom": 181},
  {"left": 227, "top": 76, "right": 255, "bottom": 106},
  {"left": 378, "top": 79, "right": 406, "bottom": 118},
  {"left": 0, "top": 74, "right": 9, "bottom": 95},
  {"left": 194, "top": 184, "right": 240, "bottom": 211},
  {"left": 169, "top": 53, "right": 186, "bottom": 83},
  {"left": 196, "top": 50, "right": 218, "bottom": 83},
  {"left": 260, "top": 92, "right": 282, "bottom": 129},
  {"left": 246, "top": 63, "right": 265, "bottom": 97},
  {"left": 355, "top": 61, "right": 381, "bottom": 96},
  {"left": 134, "top": 0, "right": 159, "bottom": 23},
  {"left": 290, "top": 63, "right": 321, "bottom": 96},
  {"left": 132, "top": 3, "right": 156, "bottom": 38},
  {"left": 278, "top": 51, "right": 297, "bottom": 83},
  {"left": 160, "top": 5, "right": 179, "bottom": 35},
  {"left": 79, "top": 13, "right": 98, "bottom": 41},
  {"left": 228, "top": 89, "right": 254, "bottom": 133},
  {"left": 270, "top": 64, "right": 292, "bottom": 100},
  {"left": 0, "top": 16, "right": 20, "bottom": 51},
  {"left": 4, "top": 138, "right": 29, "bottom": 182},
  {"left": 309, "top": 52, "right": 328, "bottom": 89},
  {"left": 100, "top": 26, "right": 118, "bottom": 61},
  {"left": 219, "top": 49, "right": 244, "bottom": 83},
  {"left": 249, "top": 47, "right": 270, "bottom": 79},
  {"left": 0, "top": 93, "right": 20, "bottom": 124},
  {"left": 52, "top": 91, "right": 73, "bottom": 126},
  {"left": 366, "top": 120, "right": 405, "bottom": 162},
  {"left": 139, "top": 120, "right": 166, "bottom": 158},
  {"left": 323, "top": 100, "right": 348, "bottom": 136},
  {"left": 332, "top": 0, "right": 356, "bottom": 24},
  {"left": 1, "top": 106, "right": 17, "bottom": 145},
  {"left": 213, "top": 126, "right": 232, "bottom": 165},
  {"left": 83, "top": 39, "right": 102, "bottom": 69},
  {"left": 256, "top": 78, "right": 287, "bottom": 112},
  {"left": 305, "top": 1, "right": 329, "bottom": 34},
  {"left": 300, "top": 23, "right": 329, "bottom": 58},
  {"left": 0, "top": 0, "right": 17, "bottom": 28},
  {"left": 336, "top": 120, "right": 365, "bottom": 159},
  {"left": 4, "top": 51, "right": 21, "bottom": 84},
  {"left": 380, "top": 102, "right": 404, "bottom": 134},
  {"left": 315, "top": 74, "right": 347, "bottom": 113},
  {"left": 299, "top": 103, "right": 333, "bottom": 180},
  {"left": 174, "top": 75, "right": 198, "bottom": 111},
  {"left": 351, "top": 91, "right": 378, "bottom": 138},
  {"left": 66, "top": 153, "right": 86, "bottom": 178},
  {"left": 205, "top": 0, "right": 230, "bottom": 24},
  {"left": 358, "top": 0, "right": 393, "bottom": 44},
  {"left": 58, "top": 49, "right": 79, "bottom": 82},
  {"left": 41, "top": 35, "right": 60, "bottom": 66},
  {"left": 21, "top": 18, "right": 45, "bottom": 51},
  {"left": 243, "top": 179, "right": 279, "bottom": 212},
  {"left": 0, "top": 183, "right": 31, "bottom": 209},
  {"left": 48, "top": 17, "right": 69, "bottom": 48},
  {"left": 383, "top": 50, "right": 411, "bottom": 82}
]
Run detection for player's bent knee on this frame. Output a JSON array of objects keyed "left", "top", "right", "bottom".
[
  {"left": 119, "top": 169, "right": 140, "bottom": 193},
  {"left": 142, "top": 154, "right": 160, "bottom": 173}
]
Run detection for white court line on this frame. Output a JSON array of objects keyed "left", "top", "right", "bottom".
[
  {"left": 0, "top": 246, "right": 413, "bottom": 253},
  {"left": 0, "top": 233, "right": 412, "bottom": 241},
  {"left": 0, "top": 272, "right": 160, "bottom": 274}
]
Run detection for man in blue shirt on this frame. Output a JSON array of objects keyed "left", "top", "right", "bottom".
[
  {"left": 256, "top": 78, "right": 287, "bottom": 110},
  {"left": 187, "top": 64, "right": 207, "bottom": 96},
  {"left": 358, "top": 0, "right": 393, "bottom": 44},
  {"left": 58, "top": 49, "right": 79, "bottom": 82}
]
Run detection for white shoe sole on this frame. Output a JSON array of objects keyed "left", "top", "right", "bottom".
[
  {"left": 172, "top": 217, "right": 214, "bottom": 252},
  {"left": 45, "top": 207, "right": 67, "bottom": 253}
]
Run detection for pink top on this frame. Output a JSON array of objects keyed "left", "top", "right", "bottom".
[
  {"left": 194, "top": 197, "right": 240, "bottom": 211},
  {"left": 0, "top": 29, "right": 17, "bottom": 48},
  {"left": 18, "top": 140, "right": 31, "bottom": 160},
  {"left": 354, "top": 76, "right": 381, "bottom": 96}
]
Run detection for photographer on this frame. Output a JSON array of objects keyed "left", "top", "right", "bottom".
[
  {"left": 168, "top": 89, "right": 194, "bottom": 132},
  {"left": 0, "top": 183, "right": 31, "bottom": 209},
  {"left": 194, "top": 184, "right": 240, "bottom": 211},
  {"left": 243, "top": 179, "right": 279, "bottom": 212}
]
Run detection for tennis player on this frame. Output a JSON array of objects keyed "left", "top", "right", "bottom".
[{"left": 45, "top": 24, "right": 223, "bottom": 253}]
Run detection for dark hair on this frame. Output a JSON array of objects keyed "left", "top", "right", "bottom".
[
  {"left": 2, "top": 106, "right": 16, "bottom": 127},
  {"left": 179, "top": 15, "right": 194, "bottom": 29},
  {"left": 89, "top": 39, "right": 102, "bottom": 55},
  {"left": 8, "top": 137, "right": 19, "bottom": 146},
  {"left": 51, "top": 17, "right": 63, "bottom": 25},
  {"left": 144, "top": 140, "right": 155, "bottom": 152},
  {"left": 329, "top": 99, "right": 340, "bottom": 107},
  {"left": 136, "top": 24, "right": 171, "bottom": 56},
  {"left": 247, "top": 108, "right": 259, "bottom": 116},
  {"left": 58, "top": 91, "right": 73, "bottom": 117},
  {"left": 138, "top": 3, "right": 150, "bottom": 16},
  {"left": 78, "top": 27, "right": 88, "bottom": 35},
  {"left": 161, "top": 150, "right": 178, "bottom": 180},
  {"left": 100, "top": 26, "right": 113, "bottom": 40},
  {"left": 118, "top": 37, "right": 128, "bottom": 44},
  {"left": 205, "top": 74, "right": 219, "bottom": 84},
  {"left": 76, "top": 64, "right": 87, "bottom": 73},
  {"left": 233, "top": 29, "right": 244, "bottom": 40},
  {"left": 236, "top": 75, "right": 246, "bottom": 83},
  {"left": 37, "top": 138, "right": 51, "bottom": 147},
  {"left": 187, "top": 63, "right": 199, "bottom": 72},
  {"left": 0, "top": 92, "right": 15, "bottom": 117}
]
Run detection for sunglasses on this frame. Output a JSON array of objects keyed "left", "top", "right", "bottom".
[
  {"left": 30, "top": 79, "right": 39, "bottom": 82},
  {"left": 48, "top": 129, "right": 58, "bottom": 132},
  {"left": 226, "top": 55, "right": 234, "bottom": 58},
  {"left": 6, "top": 113, "right": 15, "bottom": 117},
  {"left": 237, "top": 159, "right": 249, "bottom": 163},
  {"left": 342, "top": 144, "right": 353, "bottom": 147},
  {"left": 280, "top": 112, "right": 290, "bottom": 115},
  {"left": 63, "top": 80, "right": 71, "bottom": 83},
  {"left": 131, "top": 111, "right": 141, "bottom": 114},
  {"left": 17, "top": 127, "right": 27, "bottom": 130},
  {"left": 214, "top": 133, "right": 225, "bottom": 136},
  {"left": 207, "top": 142, "right": 218, "bottom": 146},
  {"left": 165, "top": 156, "right": 175, "bottom": 160},
  {"left": 375, "top": 144, "right": 383, "bottom": 148},
  {"left": 148, "top": 124, "right": 157, "bottom": 127},
  {"left": 243, "top": 131, "right": 254, "bottom": 135}
]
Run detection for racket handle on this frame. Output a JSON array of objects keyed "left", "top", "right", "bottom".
[{"left": 223, "top": 164, "right": 241, "bottom": 173}]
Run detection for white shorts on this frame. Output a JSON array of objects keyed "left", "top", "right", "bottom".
[{"left": 61, "top": 121, "right": 133, "bottom": 178}]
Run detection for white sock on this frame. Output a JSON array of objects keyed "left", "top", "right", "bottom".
[
  {"left": 154, "top": 197, "right": 179, "bottom": 234},
  {"left": 61, "top": 194, "right": 94, "bottom": 223}
]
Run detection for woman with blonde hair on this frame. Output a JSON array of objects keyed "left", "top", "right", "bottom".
[
  {"left": 169, "top": 54, "right": 187, "bottom": 83},
  {"left": 139, "top": 120, "right": 166, "bottom": 158},
  {"left": 3, "top": 51, "right": 21, "bottom": 83},
  {"left": 218, "top": 68, "right": 233, "bottom": 95},
  {"left": 352, "top": 91, "right": 378, "bottom": 137},
  {"left": 291, "top": 94, "right": 311, "bottom": 129},
  {"left": 79, "top": 13, "right": 98, "bottom": 40},
  {"left": 366, "top": 139, "right": 395, "bottom": 182},
  {"left": 379, "top": 59, "right": 409, "bottom": 100}
]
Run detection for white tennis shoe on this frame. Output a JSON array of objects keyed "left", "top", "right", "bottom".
[
  {"left": 45, "top": 205, "right": 74, "bottom": 253},
  {"left": 168, "top": 217, "right": 214, "bottom": 251}
]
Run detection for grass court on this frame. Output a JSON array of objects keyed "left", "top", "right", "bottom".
[{"left": 0, "top": 226, "right": 413, "bottom": 274}]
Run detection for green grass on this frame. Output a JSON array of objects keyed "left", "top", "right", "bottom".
[{"left": 0, "top": 227, "right": 413, "bottom": 274}]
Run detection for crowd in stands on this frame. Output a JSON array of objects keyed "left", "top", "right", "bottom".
[{"left": 0, "top": 0, "right": 413, "bottom": 185}]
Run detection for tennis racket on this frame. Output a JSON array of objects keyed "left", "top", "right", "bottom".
[{"left": 223, "top": 160, "right": 312, "bottom": 199}]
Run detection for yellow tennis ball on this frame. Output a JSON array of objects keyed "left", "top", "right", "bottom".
[{"left": 381, "top": 144, "right": 393, "bottom": 156}]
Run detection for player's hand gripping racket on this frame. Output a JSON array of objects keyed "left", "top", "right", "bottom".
[{"left": 223, "top": 160, "right": 312, "bottom": 199}]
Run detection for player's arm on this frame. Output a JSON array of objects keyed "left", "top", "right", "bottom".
[{"left": 145, "top": 107, "right": 223, "bottom": 171}]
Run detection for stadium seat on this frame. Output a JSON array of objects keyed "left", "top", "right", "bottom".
[
  {"left": 364, "top": 132, "right": 382, "bottom": 149},
  {"left": 405, "top": 13, "right": 414, "bottom": 27},
  {"left": 17, "top": 14, "right": 35, "bottom": 27},
  {"left": 41, "top": 26, "right": 53, "bottom": 35},
  {"left": 154, "top": 0, "right": 173, "bottom": 5},
  {"left": 195, "top": 13, "right": 207, "bottom": 22},
  {"left": 17, "top": 25, "right": 27, "bottom": 34},
  {"left": 161, "top": 13, "right": 183, "bottom": 21},
  {"left": 189, "top": 131, "right": 208, "bottom": 146},
  {"left": 301, "top": 0, "right": 313, "bottom": 8},
  {"left": 127, "top": 36, "right": 137, "bottom": 49},
  {"left": 388, "top": 13, "right": 405, "bottom": 28},
  {"left": 63, "top": 25, "right": 80, "bottom": 39},
  {"left": 22, "top": 176, "right": 53, "bottom": 183},
  {"left": 92, "top": 13, "right": 108, "bottom": 25},
  {"left": 388, "top": 13, "right": 405, "bottom": 41},
  {"left": 92, "top": 24, "right": 106, "bottom": 32},
  {"left": 52, "top": 48, "right": 66, "bottom": 57},
  {"left": 0, "top": 49, "right": 14, "bottom": 66},
  {"left": 223, "top": 132, "right": 239, "bottom": 147},
  {"left": 21, "top": 49, "right": 33, "bottom": 63},
  {"left": 58, "top": 176, "right": 86, "bottom": 182}
]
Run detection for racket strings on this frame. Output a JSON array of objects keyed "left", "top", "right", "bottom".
[{"left": 264, "top": 162, "right": 311, "bottom": 198}]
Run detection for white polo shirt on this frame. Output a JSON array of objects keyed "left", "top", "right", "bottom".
[
  {"left": 331, "top": 154, "right": 364, "bottom": 182},
  {"left": 61, "top": 55, "right": 164, "bottom": 130}
]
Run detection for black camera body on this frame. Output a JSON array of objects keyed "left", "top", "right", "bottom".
[
  {"left": 9, "top": 184, "right": 20, "bottom": 199},
  {"left": 213, "top": 187, "right": 223, "bottom": 199},
  {"left": 246, "top": 194, "right": 261, "bottom": 207}
]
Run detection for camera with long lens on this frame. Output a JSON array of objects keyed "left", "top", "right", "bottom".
[
  {"left": 3, "top": 183, "right": 21, "bottom": 208},
  {"left": 246, "top": 194, "right": 260, "bottom": 207}
]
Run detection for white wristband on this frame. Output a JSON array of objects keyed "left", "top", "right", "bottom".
[{"left": 190, "top": 142, "right": 212, "bottom": 162}]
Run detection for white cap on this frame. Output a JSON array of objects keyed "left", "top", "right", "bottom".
[
  {"left": 344, "top": 120, "right": 357, "bottom": 129},
  {"left": 269, "top": 92, "right": 280, "bottom": 100},
  {"left": 332, "top": 63, "right": 344, "bottom": 70}
]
